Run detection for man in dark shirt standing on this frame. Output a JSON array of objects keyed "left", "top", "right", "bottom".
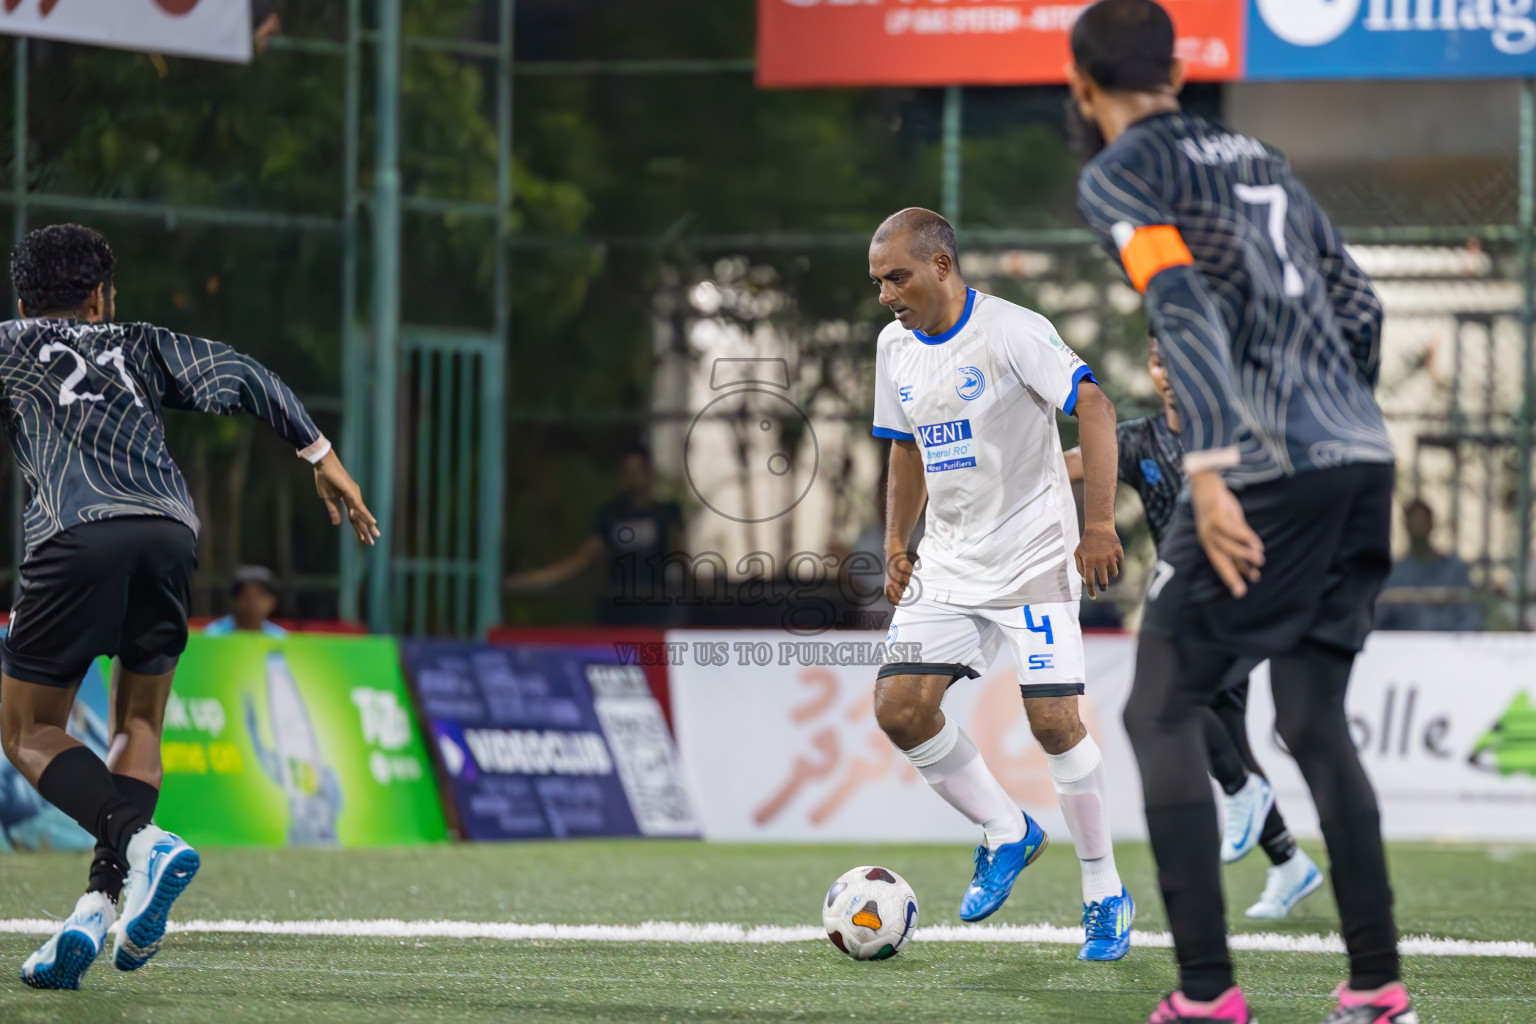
[
  {"left": 1069, "top": 3, "right": 1410, "bottom": 1022},
  {"left": 1066, "top": 336, "right": 1321, "bottom": 923},
  {"left": 0, "top": 224, "right": 376, "bottom": 991},
  {"left": 506, "top": 445, "right": 685, "bottom": 625}
]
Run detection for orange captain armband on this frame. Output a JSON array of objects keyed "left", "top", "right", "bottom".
[{"left": 1116, "top": 223, "right": 1194, "bottom": 293}]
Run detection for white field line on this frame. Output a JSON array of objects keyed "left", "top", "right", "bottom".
[{"left": 0, "top": 918, "right": 1529, "bottom": 958}]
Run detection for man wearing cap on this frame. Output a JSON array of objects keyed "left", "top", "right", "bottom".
[{"left": 205, "top": 567, "right": 288, "bottom": 640}]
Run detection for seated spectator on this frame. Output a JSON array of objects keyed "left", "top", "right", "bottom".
[
  {"left": 206, "top": 566, "right": 288, "bottom": 639},
  {"left": 1375, "top": 500, "right": 1483, "bottom": 632}
]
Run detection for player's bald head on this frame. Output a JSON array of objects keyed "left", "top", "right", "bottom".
[{"left": 871, "top": 208, "right": 959, "bottom": 268}]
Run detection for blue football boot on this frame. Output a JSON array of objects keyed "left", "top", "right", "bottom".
[
  {"left": 1079, "top": 887, "right": 1135, "bottom": 961},
  {"left": 958, "top": 812, "right": 1048, "bottom": 922}
]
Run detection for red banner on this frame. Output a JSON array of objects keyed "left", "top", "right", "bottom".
[{"left": 757, "top": 0, "right": 1244, "bottom": 89}]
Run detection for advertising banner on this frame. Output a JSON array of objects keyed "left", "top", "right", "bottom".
[
  {"left": 758, "top": 0, "right": 1536, "bottom": 87},
  {"left": 1245, "top": 0, "right": 1536, "bottom": 80},
  {"left": 668, "top": 629, "right": 1145, "bottom": 842},
  {"left": 1244, "top": 632, "right": 1536, "bottom": 842},
  {"left": 155, "top": 633, "right": 448, "bottom": 847},
  {"left": 757, "top": 0, "right": 1241, "bottom": 88},
  {"left": 0, "top": 0, "right": 252, "bottom": 64},
  {"left": 671, "top": 629, "right": 1536, "bottom": 844},
  {"left": 403, "top": 640, "right": 699, "bottom": 841}
]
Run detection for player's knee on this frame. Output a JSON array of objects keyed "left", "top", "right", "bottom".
[
  {"left": 1120, "top": 691, "right": 1160, "bottom": 748},
  {"left": 1273, "top": 703, "right": 1334, "bottom": 764},
  {"left": 1027, "top": 716, "right": 1081, "bottom": 756},
  {"left": 873, "top": 685, "right": 935, "bottom": 749},
  {"left": 0, "top": 706, "right": 41, "bottom": 765},
  {"left": 0, "top": 715, "right": 19, "bottom": 764}
]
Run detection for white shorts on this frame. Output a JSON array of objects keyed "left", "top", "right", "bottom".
[{"left": 880, "top": 594, "right": 1085, "bottom": 697}]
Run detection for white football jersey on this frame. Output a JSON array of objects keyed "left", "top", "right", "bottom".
[{"left": 872, "top": 288, "right": 1094, "bottom": 608}]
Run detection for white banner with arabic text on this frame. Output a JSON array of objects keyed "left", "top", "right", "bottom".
[
  {"left": 668, "top": 629, "right": 1144, "bottom": 843},
  {"left": 669, "top": 630, "right": 1536, "bottom": 843}
]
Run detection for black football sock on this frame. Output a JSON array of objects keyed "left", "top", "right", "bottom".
[
  {"left": 87, "top": 774, "right": 160, "bottom": 901},
  {"left": 36, "top": 747, "right": 153, "bottom": 862},
  {"left": 1258, "top": 806, "right": 1298, "bottom": 866}
]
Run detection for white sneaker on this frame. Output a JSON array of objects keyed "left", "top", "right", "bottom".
[
  {"left": 21, "top": 891, "right": 115, "bottom": 990},
  {"left": 113, "top": 826, "right": 200, "bottom": 971},
  {"left": 1245, "top": 849, "right": 1324, "bottom": 919},
  {"left": 1219, "top": 775, "right": 1275, "bottom": 864}
]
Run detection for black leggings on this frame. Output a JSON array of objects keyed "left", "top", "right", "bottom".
[
  {"left": 1202, "top": 668, "right": 1296, "bottom": 866},
  {"left": 1124, "top": 632, "right": 1399, "bottom": 1000}
]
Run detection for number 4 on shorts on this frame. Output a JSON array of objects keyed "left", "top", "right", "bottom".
[{"left": 1023, "top": 606, "right": 1053, "bottom": 645}]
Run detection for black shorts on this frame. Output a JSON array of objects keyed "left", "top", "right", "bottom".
[
  {"left": 1143, "top": 463, "right": 1393, "bottom": 657},
  {"left": 4, "top": 517, "right": 198, "bottom": 688}
]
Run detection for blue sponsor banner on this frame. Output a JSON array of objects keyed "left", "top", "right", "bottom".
[
  {"left": 1247, "top": 0, "right": 1536, "bottom": 80},
  {"left": 402, "top": 640, "right": 698, "bottom": 841}
]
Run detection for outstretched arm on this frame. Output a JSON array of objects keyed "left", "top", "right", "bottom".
[
  {"left": 150, "top": 328, "right": 378, "bottom": 545},
  {"left": 505, "top": 535, "right": 604, "bottom": 590}
]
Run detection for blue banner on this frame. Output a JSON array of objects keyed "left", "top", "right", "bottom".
[
  {"left": 402, "top": 640, "right": 698, "bottom": 841},
  {"left": 1247, "top": 0, "right": 1536, "bottom": 80}
]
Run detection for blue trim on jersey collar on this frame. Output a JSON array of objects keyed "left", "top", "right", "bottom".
[
  {"left": 1063, "top": 364, "right": 1097, "bottom": 416},
  {"left": 913, "top": 289, "right": 975, "bottom": 346},
  {"left": 872, "top": 425, "right": 916, "bottom": 442}
]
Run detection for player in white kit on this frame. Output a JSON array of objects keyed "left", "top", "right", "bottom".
[{"left": 869, "top": 208, "right": 1135, "bottom": 960}]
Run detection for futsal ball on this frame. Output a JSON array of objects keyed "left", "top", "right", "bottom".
[{"left": 821, "top": 865, "right": 919, "bottom": 960}]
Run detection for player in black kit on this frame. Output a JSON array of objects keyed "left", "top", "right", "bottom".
[
  {"left": 1066, "top": 336, "right": 1323, "bottom": 922},
  {"left": 0, "top": 224, "right": 377, "bottom": 990},
  {"left": 1069, "top": 3, "right": 1412, "bottom": 1023}
]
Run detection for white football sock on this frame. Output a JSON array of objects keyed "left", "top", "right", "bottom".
[
  {"left": 903, "top": 714, "right": 1026, "bottom": 849},
  {"left": 1046, "top": 733, "right": 1122, "bottom": 904}
]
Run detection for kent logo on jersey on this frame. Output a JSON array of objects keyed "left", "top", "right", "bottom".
[{"left": 916, "top": 418, "right": 975, "bottom": 473}]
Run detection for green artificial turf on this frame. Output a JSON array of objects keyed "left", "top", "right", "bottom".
[{"left": 0, "top": 839, "right": 1530, "bottom": 1023}]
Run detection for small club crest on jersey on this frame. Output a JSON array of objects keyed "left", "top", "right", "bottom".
[{"left": 956, "top": 366, "right": 985, "bottom": 401}]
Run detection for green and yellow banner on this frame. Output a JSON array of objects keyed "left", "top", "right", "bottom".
[{"left": 155, "top": 633, "right": 447, "bottom": 848}]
